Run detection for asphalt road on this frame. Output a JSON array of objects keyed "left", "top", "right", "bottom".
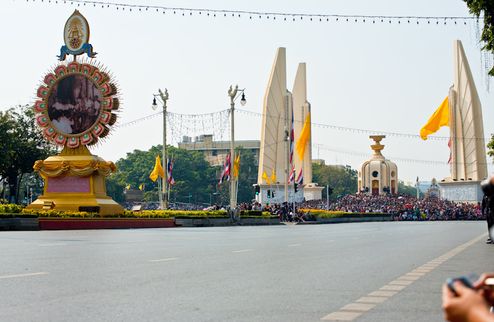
[{"left": 0, "top": 222, "right": 491, "bottom": 322}]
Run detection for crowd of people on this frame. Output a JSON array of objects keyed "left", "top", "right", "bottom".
[
  {"left": 323, "top": 194, "right": 483, "bottom": 221},
  {"left": 123, "top": 193, "right": 485, "bottom": 221}
]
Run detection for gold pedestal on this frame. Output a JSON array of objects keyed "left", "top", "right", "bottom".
[{"left": 27, "top": 146, "right": 123, "bottom": 215}]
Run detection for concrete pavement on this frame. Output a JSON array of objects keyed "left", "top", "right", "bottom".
[{"left": 0, "top": 221, "right": 490, "bottom": 321}]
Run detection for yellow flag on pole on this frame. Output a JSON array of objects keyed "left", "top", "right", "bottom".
[
  {"left": 139, "top": 183, "right": 145, "bottom": 191},
  {"left": 296, "top": 113, "right": 311, "bottom": 161},
  {"left": 270, "top": 169, "right": 277, "bottom": 184},
  {"left": 262, "top": 170, "right": 271, "bottom": 185},
  {"left": 420, "top": 97, "right": 450, "bottom": 140},
  {"left": 149, "top": 155, "right": 165, "bottom": 182},
  {"left": 233, "top": 154, "right": 241, "bottom": 179}
]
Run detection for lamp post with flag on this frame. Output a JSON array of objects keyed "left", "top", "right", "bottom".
[
  {"left": 227, "top": 85, "right": 246, "bottom": 209},
  {"left": 152, "top": 89, "right": 169, "bottom": 209}
]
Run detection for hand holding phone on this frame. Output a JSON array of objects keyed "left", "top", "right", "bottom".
[{"left": 447, "top": 276, "right": 475, "bottom": 296}]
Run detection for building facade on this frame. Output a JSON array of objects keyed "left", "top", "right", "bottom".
[{"left": 178, "top": 134, "right": 260, "bottom": 167}]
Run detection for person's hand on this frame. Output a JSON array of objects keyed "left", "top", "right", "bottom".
[
  {"left": 442, "top": 282, "right": 492, "bottom": 322},
  {"left": 474, "top": 273, "right": 494, "bottom": 306}
]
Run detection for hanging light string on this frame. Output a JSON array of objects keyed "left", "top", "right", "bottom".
[
  {"left": 236, "top": 108, "right": 492, "bottom": 142},
  {"left": 28, "top": 0, "right": 479, "bottom": 25},
  {"left": 313, "top": 143, "right": 491, "bottom": 167}
]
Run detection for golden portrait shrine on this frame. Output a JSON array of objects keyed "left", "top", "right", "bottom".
[{"left": 27, "top": 10, "right": 123, "bottom": 215}]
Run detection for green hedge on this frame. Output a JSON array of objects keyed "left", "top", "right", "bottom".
[{"left": 0, "top": 204, "right": 24, "bottom": 214}]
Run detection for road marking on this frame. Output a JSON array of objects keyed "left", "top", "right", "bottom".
[
  {"left": 341, "top": 303, "right": 375, "bottom": 312},
  {"left": 389, "top": 280, "right": 413, "bottom": 286},
  {"left": 356, "top": 296, "right": 388, "bottom": 304},
  {"left": 368, "top": 290, "right": 397, "bottom": 297},
  {"left": 380, "top": 285, "right": 406, "bottom": 291},
  {"left": 0, "top": 272, "right": 48, "bottom": 280},
  {"left": 232, "top": 249, "right": 253, "bottom": 253},
  {"left": 288, "top": 244, "right": 301, "bottom": 247},
  {"left": 38, "top": 243, "right": 68, "bottom": 247},
  {"left": 320, "top": 233, "right": 486, "bottom": 321},
  {"left": 149, "top": 257, "right": 179, "bottom": 262},
  {"left": 322, "top": 311, "right": 362, "bottom": 321}
]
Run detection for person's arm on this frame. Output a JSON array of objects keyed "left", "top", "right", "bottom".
[{"left": 442, "top": 282, "right": 494, "bottom": 322}]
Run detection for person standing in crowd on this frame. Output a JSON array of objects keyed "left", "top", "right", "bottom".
[{"left": 481, "top": 177, "right": 494, "bottom": 244}]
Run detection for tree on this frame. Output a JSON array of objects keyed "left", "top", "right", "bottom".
[
  {"left": 0, "top": 105, "right": 54, "bottom": 203},
  {"left": 234, "top": 147, "right": 259, "bottom": 204},
  {"left": 107, "top": 145, "right": 218, "bottom": 205},
  {"left": 463, "top": 2, "right": 494, "bottom": 159},
  {"left": 312, "top": 163, "right": 358, "bottom": 200},
  {"left": 463, "top": 1, "right": 494, "bottom": 76},
  {"left": 398, "top": 181, "right": 421, "bottom": 197}
]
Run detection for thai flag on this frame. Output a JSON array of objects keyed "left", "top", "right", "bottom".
[
  {"left": 289, "top": 106, "right": 295, "bottom": 166},
  {"left": 288, "top": 165, "right": 295, "bottom": 184},
  {"left": 219, "top": 153, "right": 231, "bottom": 185},
  {"left": 447, "top": 138, "right": 452, "bottom": 164},
  {"left": 167, "top": 158, "right": 175, "bottom": 185},
  {"left": 296, "top": 168, "right": 303, "bottom": 185}
]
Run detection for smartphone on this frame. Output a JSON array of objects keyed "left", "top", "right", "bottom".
[{"left": 447, "top": 276, "right": 475, "bottom": 296}]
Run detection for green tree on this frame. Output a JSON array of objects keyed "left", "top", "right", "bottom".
[
  {"left": 463, "top": 1, "right": 494, "bottom": 159},
  {"left": 0, "top": 105, "right": 54, "bottom": 203},
  {"left": 398, "top": 181, "right": 420, "bottom": 197},
  {"left": 463, "top": 0, "right": 494, "bottom": 76},
  {"left": 235, "top": 147, "right": 259, "bottom": 204},
  {"left": 107, "top": 145, "right": 217, "bottom": 205},
  {"left": 312, "top": 163, "right": 357, "bottom": 200}
]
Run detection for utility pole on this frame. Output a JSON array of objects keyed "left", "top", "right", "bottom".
[
  {"left": 228, "top": 85, "right": 238, "bottom": 210},
  {"left": 227, "top": 85, "right": 247, "bottom": 210},
  {"left": 152, "top": 89, "right": 169, "bottom": 209}
]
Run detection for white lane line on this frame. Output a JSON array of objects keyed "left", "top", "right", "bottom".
[
  {"left": 288, "top": 244, "right": 301, "bottom": 247},
  {"left": 320, "top": 233, "right": 486, "bottom": 321},
  {"left": 341, "top": 303, "right": 375, "bottom": 312},
  {"left": 322, "top": 311, "right": 362, "bottom": 321},
  {"left": 0, "top": 272, "right": 49, "bottom": 280},
  {"left": 232, "top": 249, "right": 253, "bottom": 253},
  {"left": 356, "top": 296, "right": 388, "bottom": 304},
  {"left": 149, "top": 257, "right": 179, "bottom": 262},
  {"left": 38, "top": 243, "right": 68, "bottom": 247},
  {"left": 368, "top": 290, "right": 397, "bottom": 297}
]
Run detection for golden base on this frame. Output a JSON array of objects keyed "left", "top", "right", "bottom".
[{"left": 27, "top": 149, "right": 123, "bottom": 215}]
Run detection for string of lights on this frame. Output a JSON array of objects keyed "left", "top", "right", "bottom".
[
  {"left": 236, "top": 108, "right": 492, "bottom": 142},
  {"left": 27, "top": 0, "right": 480, "bottom": 25},
  {"left": 313, "top": 143, "right": 490, "bottom": 167}
]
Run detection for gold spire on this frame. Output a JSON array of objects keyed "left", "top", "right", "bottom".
[{"left": 369, "top": 135, "right": 385, "bottom": 156}]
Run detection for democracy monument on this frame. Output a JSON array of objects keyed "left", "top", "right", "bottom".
[
  {"left": 421, "top": 40, "right": 488, "bottom": 203},
  {"left": 256, "top": 48, "right": 323, "bottom": 204},
  {"left": 358, "top": 135, "right": 398, "bottom": 196}
]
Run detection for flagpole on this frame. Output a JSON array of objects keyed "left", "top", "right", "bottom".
[
  {"left": 152, "top": 89, "right": 169, "bottom": 210},
  {"left": 227, "top": 86, "right": 246, "bottom": 210},
  {"left": 157, "top": 178, "right": 163, "bottom": 207}
]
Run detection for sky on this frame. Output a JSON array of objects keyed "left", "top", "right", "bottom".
[{"left": 1, "top": 0, "right": 494, "bottom": 184}]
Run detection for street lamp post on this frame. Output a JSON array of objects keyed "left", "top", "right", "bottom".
[
  {"left": 152, "top": 88, "right": 169, "bottom": 209},
  {"left": 227, "top": 85, "right": 246, "bottom": 210}
]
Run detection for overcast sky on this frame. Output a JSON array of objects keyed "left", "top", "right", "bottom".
[{"left": 1, "top": 0, "right": 493, "bottom": 184}]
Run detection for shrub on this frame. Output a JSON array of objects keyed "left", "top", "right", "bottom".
[{"left": 0, "top": 204, "right": 24, "bottom": 214}]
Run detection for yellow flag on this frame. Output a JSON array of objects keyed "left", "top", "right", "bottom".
[
  {"left": 233, "top": 154, "right": 241, "bottom": 179},
  {"left": 125, "top": 184, "right": 131, "bottom": 190},
  {"left": 149, "top": 155, "right": 165, "bottom": 182},
  {"left": 270, "top": 169, "right": 277, "bottom": 184},
  {"left": 420, "top": 97, "right": 449, "bottom": 140},
  {"left": 296, "top": 113, "right": 311, "bottom": 161},
  {"left": 262, "top": 171, "right": 271, "bottom": 185},
  {"left": 139, "top": 183, "right": 145, "bottom": 191}
]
